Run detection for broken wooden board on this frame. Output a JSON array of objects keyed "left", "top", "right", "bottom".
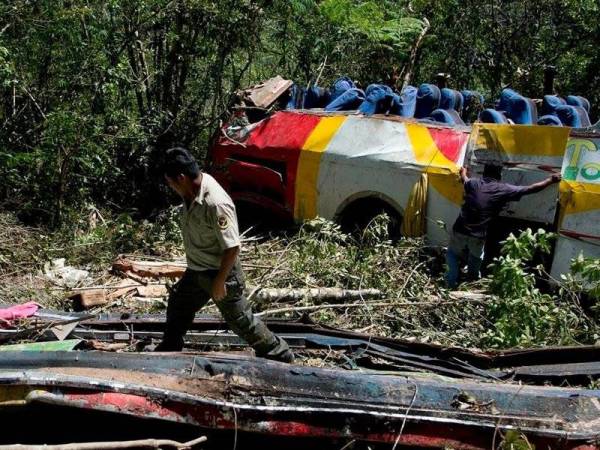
[
  {"left": 50, "top": 321, "right": 78, "bottom": 341},
  {"left": 112, "top": 257, "right": 186, "bottom": 279},
  {"left": 136, "top": 284, "right": 168, "bottom": 298},
  {"left": 70, "top": 279, "right": 141, "bottom": 310},
  {"left": 244, "top": 76, "right": 293, "bottom": 108}
]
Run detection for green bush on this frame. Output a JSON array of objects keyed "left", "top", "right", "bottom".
[
  {"left": 483, "top": 229, "right": 590, "bottom": 348},
  {"left": 569, "top": 254, "right": 600, "bottom": 301}
]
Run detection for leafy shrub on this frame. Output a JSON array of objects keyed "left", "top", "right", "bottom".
[
  {"left": 569, "top": 254, "right": 600, "bottom": 301},
  {"left": 483, "top": 229, "right": 589, "bottom": 348}
]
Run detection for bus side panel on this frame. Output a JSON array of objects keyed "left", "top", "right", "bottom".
[
  {"left": 468, "top": 124, "right": 570, "bottom": 224},
  {"left": 551, "top": 236, "right": 600, "bottom": 280},
  {"left": 426, "top": 172, "right": 464, "bottom": 247},
  {"left": 552, "top": 137, "right": 600, "bottom": 278},
  {"left": 316, "top": 117, "right": 420, "bottom": 219}
]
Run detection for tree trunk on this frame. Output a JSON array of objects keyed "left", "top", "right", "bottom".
[{"left": 401, "top": 18, "right": 430, "bottom": 89}]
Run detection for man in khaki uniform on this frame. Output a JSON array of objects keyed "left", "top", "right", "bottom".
[{"left": 157, "top": 147, "right": 294, "bottom": 363}]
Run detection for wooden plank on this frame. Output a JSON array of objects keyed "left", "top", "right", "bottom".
[
  {"left": 136, "top": 284, "right": 168, "bottom": 298},
  {"left": 71, "top": 279, "right": 140, "bottom": 309},
  {"left": 246, "top": 76, "right": 293, "bottom": 108},
  {"left": 112, "top": 258, "right": 186, "bottom": 279}
]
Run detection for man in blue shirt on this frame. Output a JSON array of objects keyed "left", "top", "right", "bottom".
[{"left": 445, "top": 164, "right": 561, "bottom": 288}]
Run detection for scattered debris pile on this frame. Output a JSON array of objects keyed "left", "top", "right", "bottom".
[
  {"left": 68, "top": 254, "right": 387, "bottom": 315},
  {"left": 68, "top": 256, "right": 181, "bottom": 310}
]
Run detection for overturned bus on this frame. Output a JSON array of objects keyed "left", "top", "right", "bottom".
[{"left": 209, "top": 82, "right": 600, "bottom": 279}]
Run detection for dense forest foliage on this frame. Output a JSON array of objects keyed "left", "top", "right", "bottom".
[{"left": 1, "top": 0, "right": 598, "bottom": 225}]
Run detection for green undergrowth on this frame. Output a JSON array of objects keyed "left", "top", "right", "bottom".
[
  {"left": 1, "top": 210, "right": 599, "bottom": 351},
  {"left": 0, "top": 207, "right": 182, "bottom": 272},
  {"left": 483, "top": 229, "right": 597, "bottom": 348},
  {"left": 0, "top": 208, "right": 182, "bottom": 306},
  {"left": 244, "top": 216, "right": 600, "bottom": 349}
]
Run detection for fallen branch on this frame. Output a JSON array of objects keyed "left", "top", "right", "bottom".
[
  {"left": 397, "top": 261, "right": 425, "bottom": 297},
  {"left": 249, "top": 287, "right": 382, "bottom": 304},
  {"left": 257, "top": 301, "right": 399, "bottom": 316},
  {"left": 69, "top": 284, "right": 140, "bottom": 291},
  {"left": 313, "top": 54, "right": 328, "bottom": 86},
  {"left": 256, "top": 296, "right": 488, "bottom": 317},
  {"left": 220, "top": 123, "right": 248, "bottom": 148},
  {"left": 448, "top": 291, "right": 492, "bottom": 302},
  {"left": 354, "top": 324, "right": 377, "bottom": 333},
  {"left": 0, "top": 436, "right": 207, "bottom": 450}
]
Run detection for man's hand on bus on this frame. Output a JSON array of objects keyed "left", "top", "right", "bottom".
[
  {"left": 525, "top": 173, "right": 562, "bottom": 194},
  {"left": 550, "top": 173, "right": 562, "bottom": 183}
]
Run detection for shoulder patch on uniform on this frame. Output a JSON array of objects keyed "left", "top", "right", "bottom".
[{"left": 217, "top": 215, "right": 229, "bottom": 230}]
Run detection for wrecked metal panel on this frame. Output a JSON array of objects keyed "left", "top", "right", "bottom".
[
  {"left": 1, "top": 374, "right": 599, "bottom": 449},
  {"left": 72, "top": 329, "right": 307, "bottom": 348},
  {"left": 2, "top": 387, "right": 541, "bottom": 450},
  {"left": 71, "top": 327, "right": 501, "bottom": 380},
  {"left": 75, "top": 313, "right": 600, "bottom": 384},
  {"left": 1, "top": 352, "right": 600, "bottom": 442},
  {"left": 0, "top": 339, "right": 82, "bottom": 352},
  {"left": 80, "top": 312, "right": 493, "bottom": 363},
  {"left": 510, "top": 361, "right": 600, "bottom": 384}
]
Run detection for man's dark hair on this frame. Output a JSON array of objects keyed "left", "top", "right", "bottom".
[
  {"left": 163, "top": 147, "right": 200, "bottom": 179},
  {"left": 483, "top": 164, "right": 502, "bottom": 180}
]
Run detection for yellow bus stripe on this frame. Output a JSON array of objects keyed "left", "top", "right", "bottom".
[
  {"left": 473, "top": 124, "right": 570, "bottom": 157},
  {"left": 295, "top": 116, "right": 347, "bottom": 219}
]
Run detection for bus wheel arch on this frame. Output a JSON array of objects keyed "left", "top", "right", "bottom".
[{"left": 335, "top": 192, "right": 404, "bottom": 239}]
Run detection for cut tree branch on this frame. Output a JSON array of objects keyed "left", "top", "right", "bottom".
[
  {"left": 256, "top": 294, "right": 489, "bottom": 317},
  {"left": 0, "top": 436, "right": 207, "bottom": 450},
  {"left": 250, "top": 287, "right": 382, "bottom": 304}
]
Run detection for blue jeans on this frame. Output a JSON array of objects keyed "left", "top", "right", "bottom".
[{"left": 445, "top": 231, "right": 485, "bottom": 288}]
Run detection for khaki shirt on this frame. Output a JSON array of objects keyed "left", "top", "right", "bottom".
[{"left": 180, "top": 174, "right": 241, "bottom": 270}]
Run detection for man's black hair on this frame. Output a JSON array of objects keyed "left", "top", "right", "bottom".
[
  {"left": 163, "top": 147, "right": 200, "bottom": 179},
  {"left": 483, "top": 164, "right": 502, "bottom": 180}
]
